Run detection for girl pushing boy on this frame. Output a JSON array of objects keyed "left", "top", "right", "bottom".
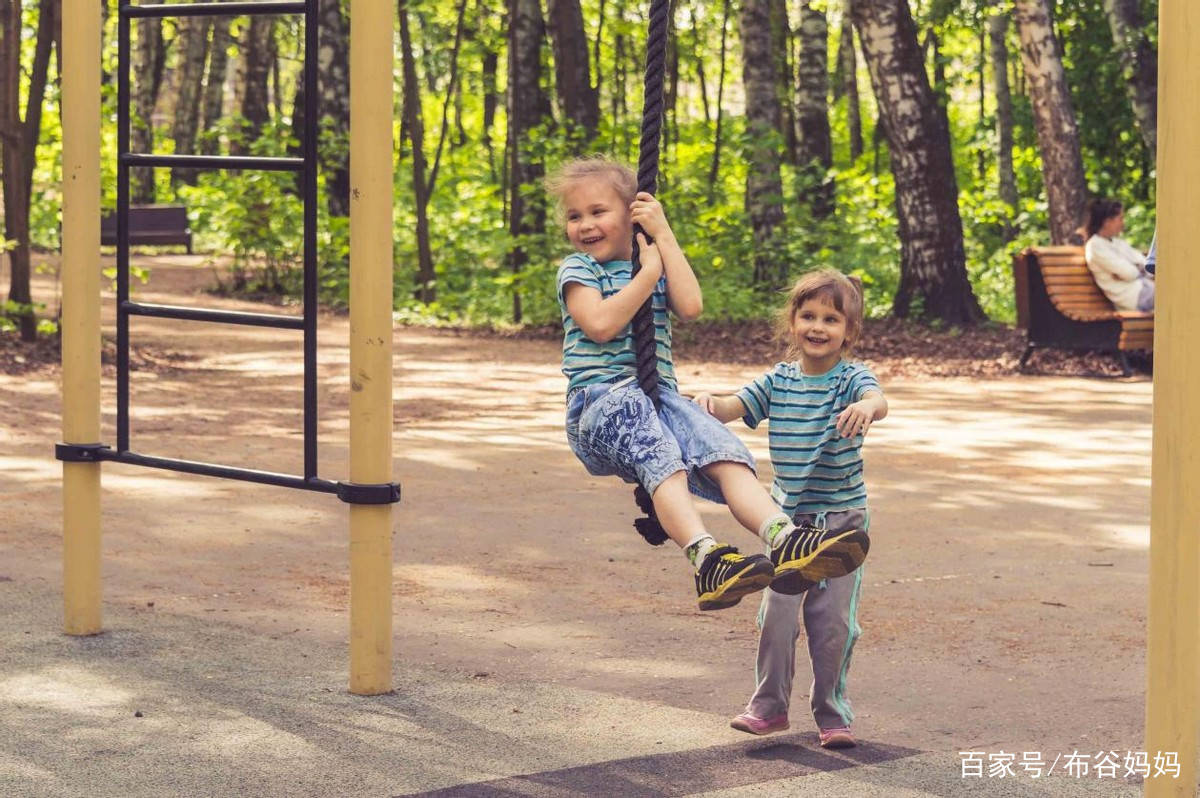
[
  {"left": 694, "top": 269, "right": 886, "bottom": 748},
  {"left": 547, "top": 156, "right": 870, "bottom": 611}
]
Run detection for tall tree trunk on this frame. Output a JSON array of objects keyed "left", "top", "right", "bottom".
[
  {"left": 131, "top": 17, "right": 163, "bottom": 202},
  {"left": 318, "top": 0, "right": 350, "bottom": 216},
  {"left": 235, "top": 17, "right": 273, "bottom": 154},
  {"left": 707, "top": 0, "right": 731, "bottom": 194},
  {"left": 692, "top": 9, "right": 710, "bottom": 124},
  {"left": 1013, "top": 0, "right": 1087, "bottom": 245},
  {"left": 1101, "top": 0, "right": 1156, "bottom": 154},
  {"left": 399, "top": 0, "right": 435, "bottom": 303},
  {"left": 546, "top": 0, "right": 599, "bottom": 144},
  {"left": 769, "top": 0, "right": 796, "bottom": 163},
  {"left": 989, "top": 9, "right": 1018, "bottom": 239},
  {"left": 794, "top": 1, "right": 833, "bottom": 217},
  {"left": 741, "top": 0, "right": 787, "bottom": 290},
  {"left": 837, "top": 2, "right": 863, "bottom": 161},
  {"left": 427, "top": 0, "right": 469, "bottom": 195},
  {"left": 199, "top": 16, "right": 231, "bottom": 155},
  {"left": 852, "top": 0, "right": 983, "bottom": 324},
  {"left": 506, "top": 0, "right": 551, "bottom": 323},
  {"left": 612, "top": 31, "right": 626, "bottom": 154},
  {"left": 170, "top": 16, "right": 210, "bottom": 185},
  {"left": 0, "top": 0, "right": 58, "bottom": 341},
  {"left": 664, "top": 0, "right": 679, "bottom": 159}
]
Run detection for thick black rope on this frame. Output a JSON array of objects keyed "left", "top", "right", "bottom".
[
  {"left": 630, "top": 0, "right": 669, "bottom": 409},
  {"left": 630, "top": 0, "right": 672, "bottom": 546}
]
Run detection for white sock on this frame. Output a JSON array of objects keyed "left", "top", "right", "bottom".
[
  {"left": 684, "top": 533, "right": 718, "bottom": 567},
  {"left": 758, "top": 513, "right": 794, "bottom": 548}
]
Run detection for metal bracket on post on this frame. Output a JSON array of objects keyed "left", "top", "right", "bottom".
[
  {"left": 336, "top": 481, "right": 401, "bottom": 505},
  {"left": 55, "top": 443, "right": 112, "bottom": 463}
]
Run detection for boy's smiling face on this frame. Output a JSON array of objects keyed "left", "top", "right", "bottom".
[
  {"left": 563, "top": 178, "right": 633, "bottom": 264},
  {"left": 792, "top": 294, "right": 848, "bottom": 373}
]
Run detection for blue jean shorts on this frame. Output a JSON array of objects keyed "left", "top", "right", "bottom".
[{"left": 565, "top": 377, "right": 756, "bottom": 504}]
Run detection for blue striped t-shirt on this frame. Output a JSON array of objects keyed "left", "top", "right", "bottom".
[
  {"left": 737, "top": 359, "right": 881, "bottom": 515},
  {"left": 557, "top": 253, "right": 677, "bottom": 395}
]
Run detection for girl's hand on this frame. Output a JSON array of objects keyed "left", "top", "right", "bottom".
[
  {"left": 635, "top": 232, "right": 663, "bottom": 280},
  {"left": 692, "top": 392, "right": 717, "bottom": 415},
  {"left": 836, "top": 400, "right": 874, "bottom": 438},
  {"left": 630, "top": 192, "right": 672, "bottom": 241}
]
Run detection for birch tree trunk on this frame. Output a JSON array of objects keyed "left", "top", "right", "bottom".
[
  {"left": 170, "top": 16, "right": 210, "bottom": 185},
  {"left": 199, "top": 16, "right": 231, "bottom": 155},
  {"left": 769, "top": 0, "right": 796, "bottom": 163},
  {"left": 707, "top": 0, "right": 730, "bottom": 194},
  {"left": 837, "top": 2, "right": 863, "bottom": 161},
  {"left": 989, "top": 9, "right": 1018, "bottom": 237},
  {"left": 1013, "top": 0, "right": 1087, "bottom": 245},
  {"left": 547, "top": 0, "right": 599, "bottom": 143},
  {"left": 507, "top": 0, "right": 552, "bottom": 322},
  {"left": 131, "top": 17, "right": 164, "bottom": 202},
  {"left": 795, "top": 1, "right": 833, "bottom": 217},
  {"left": 852, "top": 0, "right": 983, "bottom": 323},
  {"left": 319, "top": 0, "right": 350, "bottom": 216},
  {"left": 741, "top": 0, "right": 787, "bottom": 289},
  {"left": 1102, "top": 0, "right": 1156, "bottom": 154},
  {"left": 399, "top": 0, "right": 435, "bottom": 303}
]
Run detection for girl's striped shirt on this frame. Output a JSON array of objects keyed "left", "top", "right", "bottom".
[
  {"left": 557, "top": 253, "right": 677, "bottom": 395},
  {"left": 736, "top": 359, "right": 881, "bottom": 515}
]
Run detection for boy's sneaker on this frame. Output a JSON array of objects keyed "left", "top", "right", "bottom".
[
  {"left": 818, "top": 726, "right": 857, "bottom": 749},
  {"left": 730, "top": 712, "right": 789, "bottom": 736},
  {"left": 770, "top": 523, "right": 869, "bottom": 591},
  {"left": 695, "top": 545, "right": 774, "bottom": 611}
]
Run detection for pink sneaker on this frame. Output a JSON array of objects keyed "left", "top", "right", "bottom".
[
  {"left": 818, "top": 726, "right": 856, "bottom": 749},
  {"left": 730, "top": 712, "right": 789, "bottom": 736}
]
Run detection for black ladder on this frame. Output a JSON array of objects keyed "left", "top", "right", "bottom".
[{"left": 57, "top": 0, "right": 398, "bottom": 506}]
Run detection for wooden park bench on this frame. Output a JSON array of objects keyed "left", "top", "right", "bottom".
[
  {"left": 100, "top": 205, "right": 193, "bottom": 253},
  {"left": 1013, "top": 245, "right": 1153, "bottom": 376}
]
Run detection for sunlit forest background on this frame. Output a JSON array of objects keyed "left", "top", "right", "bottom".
[{"left": 0, "top": 0, "right": 1158, "bottom": 341}]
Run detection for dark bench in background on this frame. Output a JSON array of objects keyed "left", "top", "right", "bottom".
[
  {"left": 100, "top": 205, "right": 193, "bottom": 253},
  {"left": 1013, "top": 246, "right": 1153, "bottom": 376}
]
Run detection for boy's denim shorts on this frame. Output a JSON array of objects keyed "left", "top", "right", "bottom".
[{"left": 565, "top": 377, "right": 756, "bottom": 504}]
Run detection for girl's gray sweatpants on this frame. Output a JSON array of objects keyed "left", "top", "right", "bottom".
[{"left": 745, "top": 508, "right": 868, "bottom": 731}]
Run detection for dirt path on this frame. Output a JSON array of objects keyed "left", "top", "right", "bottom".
[{"left": 1, "top": 256, "right": 1152, "bottom": 773}]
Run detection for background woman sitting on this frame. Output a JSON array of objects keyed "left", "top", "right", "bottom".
[{"left": 1083, "top": 198, "right": 1155, "bottom": 312}]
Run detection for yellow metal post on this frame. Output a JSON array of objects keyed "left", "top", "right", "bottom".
[
  {"left": 61, "top": 0, "right": 103, "bottom": 635},
  {"left": 348, "top": 0, "right": 395, "bottom": 694},
  {"left": 1145, "top": 2, "right": 1200, "bottom": 794}
]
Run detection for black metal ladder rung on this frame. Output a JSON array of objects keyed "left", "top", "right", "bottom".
[
  {"left": 123, "top": 1, "right": 307, "bottom": 19},
  {"left": 121, "top": 153, "right": 305, "bottom": 172},
  {"left": 123, "top": 301, "right": 305, "bottom": 329}
]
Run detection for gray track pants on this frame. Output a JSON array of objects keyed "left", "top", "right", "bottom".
[{"left": 744, "top": 508, "right": 868, "bottom": 730}]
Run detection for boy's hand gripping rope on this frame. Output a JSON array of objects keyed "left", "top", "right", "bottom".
[{"left": 630, "top": 0, "right": 671, "bottom": 547}]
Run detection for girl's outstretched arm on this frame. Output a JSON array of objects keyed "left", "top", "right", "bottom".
[
  {"left": 564, "top": 233, "right": 663, "bottom": 343},
  {"left": 692, "top": 392, "right": 746, "bottom": 424},
  {"left": 630, "top": 192, "right": 702, "bottom": 320}
]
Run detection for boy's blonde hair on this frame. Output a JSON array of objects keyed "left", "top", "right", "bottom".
[
  {"left": 778, "top": 268, "right": 864, "bottom": 357},
  {"left": 544, "top": 156, "right": 638, "bottom": 223}
]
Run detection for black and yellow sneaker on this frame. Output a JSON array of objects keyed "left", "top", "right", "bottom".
[
  {"left": 769, "top": 523, "right": 869, "bottom": 594},
  {"left": 695, "top": 545, "right": 775, "bottom": 611}
]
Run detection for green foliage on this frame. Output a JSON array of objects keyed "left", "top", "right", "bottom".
[{"left": 8, "top": 0, "right": 1161, "bottom": 336}]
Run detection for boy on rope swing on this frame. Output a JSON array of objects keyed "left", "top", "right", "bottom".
[{"left": 547, "top": 156, "right": 870, "bottom": 611}]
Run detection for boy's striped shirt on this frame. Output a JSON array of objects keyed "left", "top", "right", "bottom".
[
  {"left": 557, "top": 253, "right": 677, "bottom": 395},
  {"left": 736, "top": 360, "right": 881, "bottom": 515}
]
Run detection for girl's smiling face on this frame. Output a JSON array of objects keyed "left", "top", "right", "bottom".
[
  {"left": 562, "top": 177, "right": 633, "bottom": 263},
  {"left": 792, "top": 294, "right": 848, "bottom": 372}
]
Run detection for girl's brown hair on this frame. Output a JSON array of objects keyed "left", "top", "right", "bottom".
[
  {"left": 543, "top": 156, "right": 638, "bottom": 223},
  {"left": 777, "top": 268, "right": 864, "bottom": 357}
]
